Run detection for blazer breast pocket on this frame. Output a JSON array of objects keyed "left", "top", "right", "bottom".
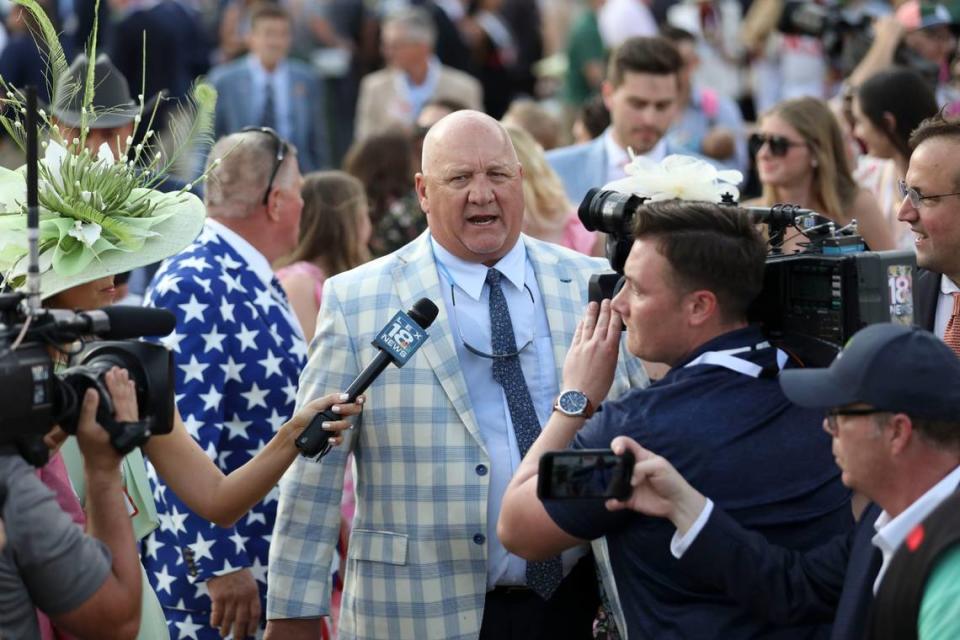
[{"left": 348, "top": 529, "right": 408, "bottom": 565}]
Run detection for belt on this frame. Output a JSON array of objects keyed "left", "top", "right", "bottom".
[{"left": 489, "top": 585, "right": 534, "bottom": 596}]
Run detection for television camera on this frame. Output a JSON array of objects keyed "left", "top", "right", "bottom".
[
  {"left": 578, "top": 189, "right": 916, "bottom": 365},
  {"left": 0, "top": 295, "right": 178, "bottom": 466}
]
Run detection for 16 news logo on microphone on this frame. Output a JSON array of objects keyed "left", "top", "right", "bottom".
[{"left": 373, "top": 311, "right": 428, "bottom": 365}]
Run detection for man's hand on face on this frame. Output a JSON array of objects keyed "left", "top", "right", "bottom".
[
  {"left": 561, "top": 299, "right": 623, "bottom": 408},
  {"left": 208, "top": 568, "right": 262, "bottom": 639}
]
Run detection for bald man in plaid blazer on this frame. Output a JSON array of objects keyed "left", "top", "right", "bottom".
[{"left": 266, "top": 112, "right": 647, "bottom": 640}]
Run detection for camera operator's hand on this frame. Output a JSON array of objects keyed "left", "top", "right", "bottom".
[
  {"left": 208, "top": 568, "right": 261, "bottom": 639},
  {"left": 280, "top": 392, "right": 365, "bottom": 449},
  {"left": 561, "top": 299, "right": 622, "bottom": 408},
  {"left": 75, "top": 389, "right": 122, "bottom": 473},
  {"left": 103, "top": 366, "right": 138, "bottom": 422},
  {"left": 605, "top": 436, "right": 707, "bottom": 536}
]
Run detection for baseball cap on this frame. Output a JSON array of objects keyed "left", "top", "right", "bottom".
[
  {"left": 779, "top": 323, "right": 960, "bottom": 421},
  {"left": 896, "top": 0, "right": 960, "bottom": 31}
]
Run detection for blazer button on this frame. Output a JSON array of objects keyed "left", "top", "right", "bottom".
[
  {"left": 475, "top": 464, "right": 488, "bottom": 476},
  {"left": 473, "top": 533, "right": 486, "bottom": 545}
]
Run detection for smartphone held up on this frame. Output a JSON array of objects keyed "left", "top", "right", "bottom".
[{"left": 537, "top": 449, "right": 635, "bottom": 501}]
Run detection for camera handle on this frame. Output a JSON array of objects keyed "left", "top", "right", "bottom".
[{"left": 98, "top": 414, "right": 153, "bottom": 455}]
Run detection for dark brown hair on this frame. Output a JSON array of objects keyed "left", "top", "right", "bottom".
[
  {"left": 250, "top": 2, "right": 290, "bottom": 27},
  {"left": 632, "top": 200, "right": 767, "bottom": 321},
  {"left": 607, "top": 36, "right": 683, "bottom": 88},
  {"left": 343, "top": 130, "right": 414, "bottom": 224},
  {"left": 277, "top": 171, "right": 371, "bottom": 276},
  {"left": 909, "top": 109, "right": 960, "bottom": 151}
]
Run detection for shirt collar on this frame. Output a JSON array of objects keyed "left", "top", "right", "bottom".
[
  {"left": 873, "top": 464, "right": 960, "bottom": 557},
  {"left": 940, "top": 274, "right": 960, "bottom": 295},
  {"left": 604, "top": 128, "right": 668, "bottom": 170},
  {"left": 402, "top": 56, "right": 441, "bottom": 90},
  {"left": 206, "top": 218, "right": 274, "bottom": 287},
  {"left": 247, "top": 55, "right": 287, "bottom": 83},
  {"left": 430, "top": 233, "right": 527, "bottom": 301}
]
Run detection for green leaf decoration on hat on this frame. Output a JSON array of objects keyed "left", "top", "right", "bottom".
[{"left": 0, "top": 0, "right": 217, "bottom": 299}]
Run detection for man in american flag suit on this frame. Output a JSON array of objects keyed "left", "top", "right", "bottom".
[
  {"left": 143, "top": 129, "right": 308, "bottom": 639},
  {"left": 265, "top": 111, "right": 648, "bottom": 640}
]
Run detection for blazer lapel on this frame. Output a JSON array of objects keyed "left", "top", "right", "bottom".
[
  {"left": 392, "top": 233, "right": 485, "bottom": 450},
  {"left": 915, "top": 269, "right": 941, "bottom": 332}
]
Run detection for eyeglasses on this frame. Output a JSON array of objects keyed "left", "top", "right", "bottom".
[
  {"left": 749, "top": 133, "right": 807, "bottom": 158},
  {"left": 451, "top": 283, "right": 535, "bottom": 359},
  {"left": 823, "top": 407, "right": 887, "bottom": 436},
  {"left": 897, "top": 179, "right": 960, "bottom": 209},
  {"left": 242, "top": 126, "right": 289, "bottom": 205}
]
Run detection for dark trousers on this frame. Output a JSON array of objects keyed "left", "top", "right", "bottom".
[{"left": 479, "top": 553, "right": 600, "bottom": 640}]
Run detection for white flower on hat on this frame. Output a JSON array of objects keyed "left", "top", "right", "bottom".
[
  {"left": 603, "top": 153, "right": 743, "bottom": 203},
  {"left": 67, "top": 220, "right": 102, "bottom": 248},
  {"left": 42, "top": 139, "right": 68, "bottom": 189},
  {"left": 95, "top": 142, "right": 116, "bottom": 165}
]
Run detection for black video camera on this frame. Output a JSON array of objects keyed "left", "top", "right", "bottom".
[
  {"left": 578, "top": 189, "right": 917, "bottom": 365},
  {"left": 0, "top": 292, "right": 177, "bottom": 466}
]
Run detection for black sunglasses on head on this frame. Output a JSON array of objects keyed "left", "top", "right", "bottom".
[
  {"left": 241, "top": 126, "right": 289, "bottom": 205},
  {"left": 749, "top": 132, "right": 807, "bottom": 158}
]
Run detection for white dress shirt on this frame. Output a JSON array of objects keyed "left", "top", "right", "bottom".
[
  {"left": 603, "top": 128, "right": 668, "bottom": 185},
  {"left": 871, "top": 464, "right": 960, "bottom": 593},
  {"left": 430, "top": 236, "right": 584, "bottom": 589},
  {"left": 934, "top": 275, "right": 960, "bottom": 339}
]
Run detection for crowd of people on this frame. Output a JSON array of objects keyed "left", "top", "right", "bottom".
[{"left": 3, "top": 0, "right": 960, "bottom": 638}]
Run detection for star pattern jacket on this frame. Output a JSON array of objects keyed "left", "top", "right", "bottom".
[{"left": 141, "top": 223, "right": 308, "bottom": 616}]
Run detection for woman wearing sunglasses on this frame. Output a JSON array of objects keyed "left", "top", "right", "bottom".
[
  {"left": 851, "top": 68, "right": 939, "bottom": 250},
  {"left": 747, "top": 96, "right": 894, "bottom": 254}
]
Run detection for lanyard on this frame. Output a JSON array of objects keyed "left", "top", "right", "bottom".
[{"left": 683, "top": 341, "right": 789, "bottom": 379}]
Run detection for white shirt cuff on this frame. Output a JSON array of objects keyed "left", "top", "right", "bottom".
[{"left": 669, "top": 499, "right": 714, "bottom": 559}]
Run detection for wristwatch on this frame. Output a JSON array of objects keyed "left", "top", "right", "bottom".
[{"left": 553, "top": 389, "right": 595, "bottom": 419}]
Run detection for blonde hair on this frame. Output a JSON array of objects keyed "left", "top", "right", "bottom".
[
  {"left": 505, "top": 125, "right": 572, "bottom": 237},
  {"left": 760, "top": 97, "right": 859, "bottom": 223}
]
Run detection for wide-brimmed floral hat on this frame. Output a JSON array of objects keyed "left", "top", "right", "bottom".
[{"left": 0, "top": 0, "right": 215, "bottom": 299}]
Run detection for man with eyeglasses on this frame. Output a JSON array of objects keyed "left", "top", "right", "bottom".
[
  {"left": 265, "top": 109, "right": 647, "bottom": 640},
  {"left": 598, "top": 323, "right": 960, "bottom": 639},
  {"left": 896, "top": 112, "right": 960, "bottom": 357},
  {"left": 143, "top": 129, "right": 309, "bottom": 639}
]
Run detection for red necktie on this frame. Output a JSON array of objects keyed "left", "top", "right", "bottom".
[{"left": 944, "top": 292, "right": 960, "bottom": 357}]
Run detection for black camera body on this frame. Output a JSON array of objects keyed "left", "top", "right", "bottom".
[
  {"left": 0, "top": 292, "right": 176, "bottom": 466},
  {"left": 578, "top": 189, "right": 917, "bottom": 365}
]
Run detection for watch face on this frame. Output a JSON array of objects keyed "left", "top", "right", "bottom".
[{"left": 559, "top": 391, "right": 588, "bottom": 415}]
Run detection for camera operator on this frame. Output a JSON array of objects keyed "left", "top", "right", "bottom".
[
  {"left": 603, "top": 323, "right": 960, "bottom": 640},
  {"left": 1, "top": 371, "right": 143, "bottom": 639},
  {"left": 498, "top": 200, "right": 852, "bottom": 639},
  {"left": 847, "top": 1, "right": 958, "bottom": 103}
]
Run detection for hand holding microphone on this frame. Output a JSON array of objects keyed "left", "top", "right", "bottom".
[{"left": 295, "top": 298, "right": 439, "bottom": 458}]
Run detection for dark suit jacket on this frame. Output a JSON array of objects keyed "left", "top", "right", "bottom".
[
  {"left": 677, "top": 503, "right": 883, "bottom": 639},
  {"left": 915, "top": 269, "right": 940, "bottom": 332}
]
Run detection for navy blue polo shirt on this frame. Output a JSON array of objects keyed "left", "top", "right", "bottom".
[{"left": 545, "top": 325, "right": 851, "bottom": 640}]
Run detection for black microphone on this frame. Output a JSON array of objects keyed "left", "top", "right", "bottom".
[
  {"left": 46, "top": 306, "right": 177, "bottom": 340},
  {"left": 296, "top": 298, "right": 439, "bottom": 459}
]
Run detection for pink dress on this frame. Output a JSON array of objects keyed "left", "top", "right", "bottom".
[
  {"left": 562, "top": 214, "right": 599, "bottom": 255},
  {"left": 35, "top": 453, "right": 85, "bottom": 640},
  {"left": 275, "top": 260, "right": 327, "bottom": 307}
]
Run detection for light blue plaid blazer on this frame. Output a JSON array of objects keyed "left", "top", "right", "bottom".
[{"left": 267, "top": 232, "right": 647, "bottom": 639}]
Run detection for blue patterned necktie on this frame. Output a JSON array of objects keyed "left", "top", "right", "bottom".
[
  {"left": 261, "top": 79, "right": 276, "bottom": 129},
  {"left": 486, "top": 268, "right": 563, "bottom": 600}
]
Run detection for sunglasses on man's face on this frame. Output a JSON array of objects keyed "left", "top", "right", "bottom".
[{"left": 749, "top": 133, "right": 807, "bottom": 157}]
